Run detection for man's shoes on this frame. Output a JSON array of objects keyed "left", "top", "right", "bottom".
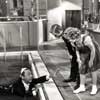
[
  {"left": 74, "top": 79, "right": 80, "bottom": 90},
  {"left": 74, "top": 84, "right": 80, "bottom": 90},
  {"left": 63, "top": 78, "right": 76, "bottom": 82}
]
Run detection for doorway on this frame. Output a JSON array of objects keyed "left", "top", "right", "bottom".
[{"left": 65, "top": 10, "right": 81, "bottom": 28}]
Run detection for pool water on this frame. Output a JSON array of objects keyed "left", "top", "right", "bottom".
[
  {"left": 0, "top": 95, "right": 39, "bottom": 100},
  {"left": 0, "top": 54, "right": 29, "bottom": 86}
]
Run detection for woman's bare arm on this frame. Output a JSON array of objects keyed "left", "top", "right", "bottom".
[{"left": 84, "top": 36, "right": 95, "bottom": 67}]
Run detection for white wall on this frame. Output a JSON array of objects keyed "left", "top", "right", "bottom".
[
  {"left": 47, "top": 0, "right": 82, "bottom": 40},
  {"left": 47, "top": 7, "right": 65, "bottom": 40}
]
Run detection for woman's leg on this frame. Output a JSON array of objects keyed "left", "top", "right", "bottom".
[
  {"left": 90, "top": 71, "right": 98, "bottom": 95},
  {"left": 73, "top": 74, "right": 86, "bottom": 93}
]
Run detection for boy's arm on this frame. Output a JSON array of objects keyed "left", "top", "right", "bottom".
[{"left": 84, "top": 36, "right": 95, "bottom": 67}]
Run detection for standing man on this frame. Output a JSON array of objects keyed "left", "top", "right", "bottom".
[{"left": 50, "top": 24, "right": 80, "bottom": 89}]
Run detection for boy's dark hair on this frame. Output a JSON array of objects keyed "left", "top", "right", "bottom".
[{"left": 50, "top": 24, "right": 63, "bottom": 35}]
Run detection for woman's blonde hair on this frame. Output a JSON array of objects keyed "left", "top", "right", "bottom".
[{"left": 64, "top": 27, "right": 81, "bottom": 40}]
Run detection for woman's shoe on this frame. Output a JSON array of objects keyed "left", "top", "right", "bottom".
[
  {"left": 73, "top": 86, "right": 86, "bottom": 94},
  {"left": 90, "top": 86, "right": 97, "bottom": 95}
]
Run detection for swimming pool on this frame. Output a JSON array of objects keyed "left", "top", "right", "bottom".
[{"left": 0, "top": 52, "right": 40, "bottom": 100}]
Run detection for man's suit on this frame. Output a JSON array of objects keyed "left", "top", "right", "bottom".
[
  {"left": 62, "top": 36, "right": 80, "bottom": 82},
  {"left": 0, "top": 75, "right": 47, "bottom": 97}
]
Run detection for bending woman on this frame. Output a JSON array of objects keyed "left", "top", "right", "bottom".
[{"left": 67, "top": 28, "right": 100, "bottom": 95}]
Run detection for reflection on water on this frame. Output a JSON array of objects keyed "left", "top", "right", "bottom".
[
  {"left": 0, "top": 54, "right": 29, "bottom": 86},
  {"left": 0, "top": 95, "right": 39, "bottom": 100}
]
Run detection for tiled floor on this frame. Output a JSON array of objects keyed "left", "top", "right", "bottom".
[{"left": 38, "top": 39, "right": 100, "bottom": 100}]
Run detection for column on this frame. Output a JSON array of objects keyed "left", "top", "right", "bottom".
[{"left": 92, "top": 0, "right": 99, "bottom": 16}]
